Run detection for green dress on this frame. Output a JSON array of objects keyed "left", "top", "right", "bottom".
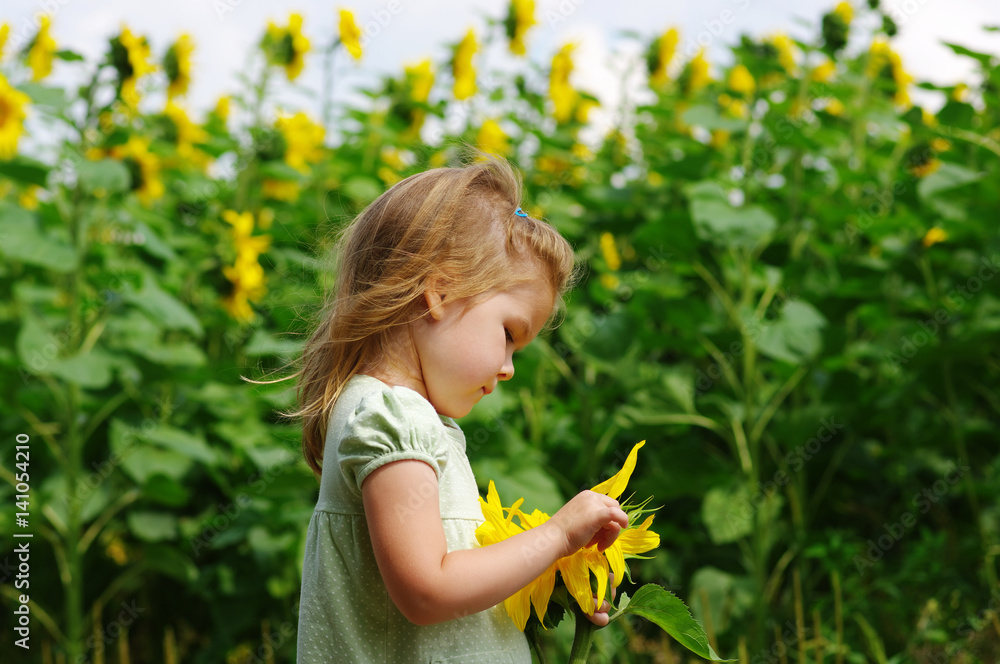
[{"left": 296, "top": 374, "right": 531, "bottom": 663}]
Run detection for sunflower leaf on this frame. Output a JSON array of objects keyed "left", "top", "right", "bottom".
[{"left": 611, "top": 584, "right": 735, "bottom": 661}]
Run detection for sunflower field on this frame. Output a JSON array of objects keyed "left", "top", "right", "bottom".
[{"left": 1, "top": 1, "right": 999, "bottom": 662}]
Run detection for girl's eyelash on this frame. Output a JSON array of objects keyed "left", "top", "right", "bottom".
[{"left": 505, "top": 328, "right": 514, "bottom": 343}]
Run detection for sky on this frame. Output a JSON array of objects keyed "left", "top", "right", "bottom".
[{"left": 3, "top": 0, "right": 999, "bottom": 139}]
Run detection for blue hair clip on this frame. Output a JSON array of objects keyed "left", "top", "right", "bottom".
[{"left": 514, "top": 207, "right": 528, "bottom": 217}]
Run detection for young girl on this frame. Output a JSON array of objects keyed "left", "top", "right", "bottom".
[{"left": 294, "top": 156, "right": 628, "bottom": 663}]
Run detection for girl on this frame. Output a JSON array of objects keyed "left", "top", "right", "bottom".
[{"left": 294, "top": 156, "right": 628, "bottom": 663}]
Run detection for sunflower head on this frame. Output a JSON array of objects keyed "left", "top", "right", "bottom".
[
  {"left": 679, "top": 49, "right": 712, "bottom": 96},
  {"left": 647, "top": 28, "right": 679, "bottom": 88},
  {"left": 26, "top": 15, "right": 58, "bottom": 82},
  {"left": 338, "top": 9, "right": 363, "bottom": 61},
  {"left": 505, "top": 0, "right": 537, "bottom": 56},
  {"left": 904, "top": 142, "right": 940, "bottom": 178},
  {"left": 0, "top": 73, "right": 31, "bottom": 160},
  {"left": 110, "top": 27, "right": 156, "bottom": 109},
  {"left": 261, "top": 13, "right": 311, "bottom": 81},
  {"left": 821, "top": 8, "right": 850, "bottom": 54},
  {"left": 164, "top": 34, "right": 194, "bottom": 99},
  {"left": 452, "top": 29, "right": 478, "bottom": 100}
]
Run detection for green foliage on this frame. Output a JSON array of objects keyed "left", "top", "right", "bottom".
[
  {"left": 612, "top": 585, "right": 732, "bottom": 661},
  {"left": 1, "top": 3, "right": 999, "bottom": 663}
]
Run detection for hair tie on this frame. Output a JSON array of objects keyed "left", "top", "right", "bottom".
[{"left": 514, "top": 207, "right": 528, "bottom": 217}]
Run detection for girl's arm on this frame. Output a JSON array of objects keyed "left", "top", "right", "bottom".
[{"left": 362, "top": 459, "right": 628, "bottom": 626}]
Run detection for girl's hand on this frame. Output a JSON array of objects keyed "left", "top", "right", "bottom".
[
  {"left": 547, "top": 490, "right": 629, "bottom": 559},
  {"left": 585, "top": 573, "right": 616, "bottom": 627}
]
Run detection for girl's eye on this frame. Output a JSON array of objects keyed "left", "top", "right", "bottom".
[{"left": 505, "top": 328, "right": 514, "bottom": 344}]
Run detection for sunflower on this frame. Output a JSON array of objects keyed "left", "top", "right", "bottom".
[
  {"left": 549, "top": 44, "right": 579, "bottom": 124},
  {"left": 922, "top": 227, "right": 947, "bottom": 248},
  {"left": 221, "top": 210, "right": 271, "bottom": 322},
  {"left": 769, "top": 33, "right": 798, "bottom": 76},
  {"left": 476, "top": 119, "right": 509, "bottom": 156},
  {"left": 400, "top": 59, "right": 435, "bottom": 135},
  {"left": 109, "top": 136, "right": 164, "bottom": 206},
  {"left": 727, "top": 64, "right": 755, "bottom": 96},
  {"left": 505, "top": 0, "right": 536, "bottom": 56},
  {"left": 453, "top": 29, "right": 477, "bottom": 100},
  {"left": 476, "top": 442, "right": 660, "bottom": 628},
  {"left": 811, "top": 59, "right": 837, "bottom": 82},
  {"left": 0, "top": 24, "right": 10, "bottom": 59},
  {"left": 647, "top": 28, "right": 679, "bottom": 88},
  {"left": 0, "top": 73, "right": 30, "bottom": 160},
  {"left": 866, "top": 38, "right": 913, "bottom": 108},
  {"left": 407, "top": 59, "right": 434, "bottom": 104},
  {"left": 164, "top": 34, "right": 194, "bottom": 99},
  {"left": 262, "top": 13, "right": 310, "bottom": 81},
  {"left": 338, "top": 9, "right": 362, "bottom": 60},
  {"left": 163, "top": 101, "right": 209, "bottom": 168},
  {"left": 681, "top": 48, "right": 712, "bottom": 96},
  {"left": 275, "top": 111, "right": 325, "bottom": 174},
  {"left": 110, "top": 26, "right": 156, "bottom": 109},
  {"left": 599, "top": 232, "right": 621, "bottom": 272},
  {"left": 27, "top": 15, "right": 58, "bottom": 81}
]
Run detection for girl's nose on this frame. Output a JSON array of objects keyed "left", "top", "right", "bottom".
[{"left": 498, "top": 350, "right": 515, "bottom": 381}]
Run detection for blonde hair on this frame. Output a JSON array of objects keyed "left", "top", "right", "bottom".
[{"left": 293, "top": 156, "right": 575, "bottom": 476}]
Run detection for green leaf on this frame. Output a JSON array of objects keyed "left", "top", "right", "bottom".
[
  {"left": 690, "top": 567, "right": 755, "bottom": 637},
  {"left": 78, "top": 159, "right": 132, "bottom": 194},
  {"left": 141, "top": 475, "right": 191, "bottom": 507},
  {"left": 702, "top": 485, "right": 754, "bottom": 543},
  {"left": 16, "top": 312, "right": 55, "bottom": 372},
  {"left": 119, "top": 447, "right": 193, "bottom": 484},
  {"left": 111, "top": 419, "right": 194, "bottom": 484},
  {"left": 56, "top": 49, "right": 85, "bottom": 62},
  {"left": 258, "top": 161, "right": 304, "bottom": 181},
  {"left": 756, "top": 300, "right": 827, "bottom": 364},
  {"left": 941, "top": 42, "right": 996, "bottom": 66},
  {"left": 124, "top": 272, "right": 203, "bottom": 337},
  {"left": 917, "top": 162, "right": 982, "bottom": 200},
  {"left": 46, "top": 349, "right": 116, "bottom": 389},
  {"left": 15, "top": 311, "right": 115, "bottom": 388},
  {"left": 133, "top": 340, "right": 207, "bottom": 367},
  {"left": 143, "top": 425, "right": 218, "bottom": 467},
  {"left": 0, "top": 155, "right": 50, "bottom": 186},
  {"left": 661, "top": 366, "right": 696, "bottom": 414},
  {"left": 132, "top": 221, "right": 177, "bottom": 261},
  {"left": 689, "top": 198, "right": 777, "bottom": 249},
  {"left": 0, "top": 205, "right": 76, "bottom": 271},
  {"left": 18, "top": 83, "right": 69, "bottom": 111},
  {"left": 246, "top": 329, "right": 303, "bottom": 357},
  {"left": 342, "top": 175, "right": 383, "bottom": 203},
  {"left": 126, "top": 511, "right": 179, "bottom": 542},
  {"left": 612, "top": 584, "right": 733, "bottom": 661},
  {"left": 681, "top": 104, "right": 749, "bottom": 132}
]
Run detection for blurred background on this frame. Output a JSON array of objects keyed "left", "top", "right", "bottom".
[{"left": 1, "top": 0, "right": 999, "bottom": 662}]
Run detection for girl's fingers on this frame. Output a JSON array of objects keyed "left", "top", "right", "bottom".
[{"left": 585, "top": 596, "right": 613, "bottom": 626}]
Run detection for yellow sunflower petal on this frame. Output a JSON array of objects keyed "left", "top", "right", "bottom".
[
  {"left": 591, "top": 440, "right": 645, "bottom": 499},
  {"left": 557, "top": 549, "right": 595, "bottom": 615}
]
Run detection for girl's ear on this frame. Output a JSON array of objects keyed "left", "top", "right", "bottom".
[
  {"left": 424, "top": 289, "right": 444, "bottom": 320},
  {"left": 423, "top": 280, "right": 445, "bottom": 321}
]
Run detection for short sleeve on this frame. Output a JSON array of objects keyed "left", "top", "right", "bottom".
[{"left": 337, "top": 385, "right": 449, "bottom": 493}]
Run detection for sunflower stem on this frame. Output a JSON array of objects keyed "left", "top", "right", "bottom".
[
  {"left": 525, "top": 622, "right": 548, "bottom": 664},
  {"left": 568, "top": 608, "right": 596, "bottom": 664}
]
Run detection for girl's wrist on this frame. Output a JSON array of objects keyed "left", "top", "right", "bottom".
[{"left": 536, "top": 518, "right": 572, "bottom": 561}]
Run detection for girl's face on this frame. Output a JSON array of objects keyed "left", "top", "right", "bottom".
[{"left": 410, "top": 281, "right": 554, "bottom": 418}]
